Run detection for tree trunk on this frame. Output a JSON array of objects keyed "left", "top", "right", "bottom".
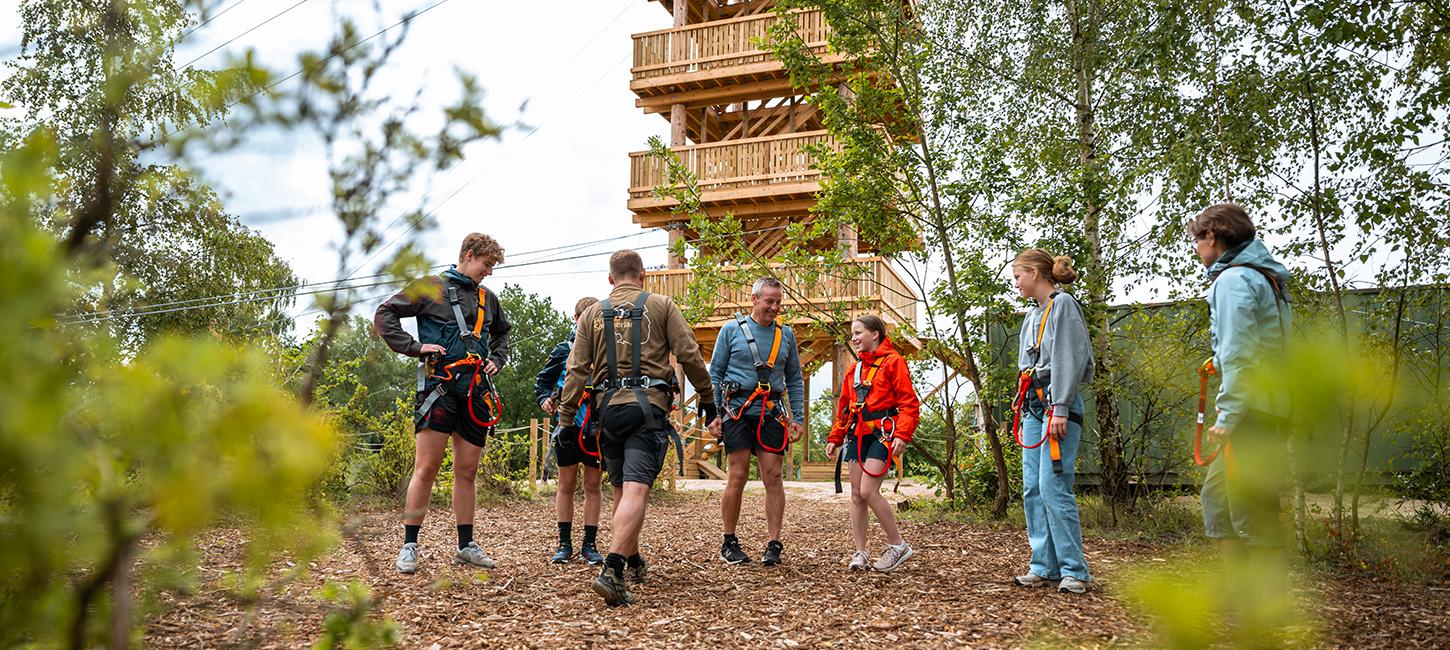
[{"left": 1066, "top": 0, "right": 1130, "bottom": 507}]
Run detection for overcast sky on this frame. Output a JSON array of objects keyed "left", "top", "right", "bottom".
[{"left": 6, "top": 0, "right": 682, "bottom": 325}]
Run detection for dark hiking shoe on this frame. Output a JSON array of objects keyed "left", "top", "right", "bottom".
[
  {"left": 720, "top": 537, "right": 750, "bottom": 565},
  {"left": 580, "top": 543, "right": 604, "bottom": 566},
  {"left": 627, "top": 555, "right": 648, "bottom": 584},
  {"left": 591, "top": 568, "right": 635, "bottom": 607},
  {"left": 551, "top": 544, "right": 573, "bottom": 564},
  {"left": 762, "top": 540, "right": 784, "bottom": 566}
]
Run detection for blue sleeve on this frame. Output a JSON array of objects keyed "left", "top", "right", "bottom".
[
  {"left": 534, "top": 340, "right": 571, "bottom": 405},
  {"left": 709, "top": 325, "right": 732, "bottom": 408},
  {"left": 1211, "top": 270, "right": 1262, "bottom": 432},
  {"left": 785, "top": 329, "right": 805, "bottom": 423}
]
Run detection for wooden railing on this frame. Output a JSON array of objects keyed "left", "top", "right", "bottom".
[
  {"left": 632, "top": 9, "right": 832, "bottom": 82},
  {"left": 629, "top": 130, "right": 836, "bottom": 201},
  {"left": 644, "top": 257, "right": 917, "bottom": 326}
]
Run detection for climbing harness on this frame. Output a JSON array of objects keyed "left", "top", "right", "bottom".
[
  {"left": 599, "top": 293, "right": 686, "bottom": 476},
  {"left": 723, "top": 315, "right": 791, "bottom": 454},
  {"left": 833, "top": 355, "right": 901, "bottom": 494},
  {"left": 1009, "top": 292, "right": 1081, "bottom": 474},
  {"left": 414, "top": 284, "right": 503, "bottom": 429},
  {"left": 1192, "top": 260, "right": 1290, "bottom": 471}
]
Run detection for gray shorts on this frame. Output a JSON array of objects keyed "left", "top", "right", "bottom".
[{"left": 599, "top": 404, "right": 670, "bottom": 488}]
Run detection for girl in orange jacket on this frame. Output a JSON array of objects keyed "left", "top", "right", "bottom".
[{"left": 825, "top": 315, "right": 921, "bottom": 572}]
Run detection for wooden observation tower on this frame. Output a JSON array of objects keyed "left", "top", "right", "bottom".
[{"left": 627, "top": 0, "right": 918, "bottom": 479}]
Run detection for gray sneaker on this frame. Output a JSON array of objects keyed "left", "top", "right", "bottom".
[
  {"left": 1058, "top": 576, "right": 1089, "bottom": 594},
  {"left": 395, "top": 542, "right": 420, "bottom": 574},
  {"left": 591, "top": 568, "right": 635, "bottom": 607},
  {"left": 1013, "top": 572, "right": 1055, "bottom": 588},
  {"left": 848, "top": 550, "right": 869, "bottom": 571},
  {"left": 873, "top": 541, "right": 913, "bottom": 572},
  {"left": 454, "top": 542, "right": 496, "bottom": 568},
  {"left": 627, "top": 557, "right": 648, "bottom": 584}
]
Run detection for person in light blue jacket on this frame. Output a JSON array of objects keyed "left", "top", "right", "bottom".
[
  {"left": 1190, "top": 203, "right": 1292, "bottom": 550},
  {"left": 706, "top": 277, "right": 806, "bottom": 567}
]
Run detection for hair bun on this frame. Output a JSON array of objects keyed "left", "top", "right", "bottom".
[{"left": 1052, "top": 255, "right": 1078, "bottom": 285}]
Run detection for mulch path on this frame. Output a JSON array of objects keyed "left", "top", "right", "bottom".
[{"left": 144, "top": 489, "right": 1450, "bottom": 648}]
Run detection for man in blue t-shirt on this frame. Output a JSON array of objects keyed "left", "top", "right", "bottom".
[{"left": 706, "top": 277, "right": 805, "bottom": 567}]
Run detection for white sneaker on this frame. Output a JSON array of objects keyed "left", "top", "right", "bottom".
[
  {"left": 1013, "top": 572, "right": 1054, "bottom": 588},
  {"left": 395, "top": 542, "right": 420, "bottom": 574},
  {"left": 454, "top": 542, "right": 496, "bottom": 568},
  {"left": 848, "top": 550, "right": 869, "bottom": 571},
  {"left": 1058, "top": 576, "right": 1089, "bottom": 594},
  {"left": 873, "top": 541, "right": 913, "bottom": 572}
]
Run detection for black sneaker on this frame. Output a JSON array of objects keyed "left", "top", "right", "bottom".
[
  {"left": 627, "top": 555, "right": 648, "bottom": 584},
  {"left": 590, "top": 568, "right": 635, "bottom": 607},
  {"left": 551, "top": 544, "right": 573, "bottom": 564},
  {"left": 720, "top": 537, "right": 750, "bottom": 565},
  {"left": 580, "top": 543, "right": 604, "bottom": 566},
  {"left": 762, "top": 540, "right": 783, "bottom": 566}
]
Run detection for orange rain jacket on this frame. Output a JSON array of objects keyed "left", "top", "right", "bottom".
[{"left": 828, "top": 338, "right": 921, "bottom": 446}]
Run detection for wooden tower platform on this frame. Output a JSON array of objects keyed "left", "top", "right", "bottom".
[{"left": 628, "top": 0, "right": 918, "bottom": 479}]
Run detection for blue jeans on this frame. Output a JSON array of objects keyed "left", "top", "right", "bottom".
[{"left": 1021, "top": 394, "right": 1090, "bottom": 582}]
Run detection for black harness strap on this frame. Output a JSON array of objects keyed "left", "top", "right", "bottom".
[{"left": 600, "top": 293, "right": 686, "bottom": 476}]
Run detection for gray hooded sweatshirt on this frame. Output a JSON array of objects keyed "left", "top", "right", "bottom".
[{"left": 1017, "top": 291, "right": 1096, "bottom": 414}]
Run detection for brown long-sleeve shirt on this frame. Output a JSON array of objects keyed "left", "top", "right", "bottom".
[{"left": 557, "top": 281, "right": 712, "bottom": 420}]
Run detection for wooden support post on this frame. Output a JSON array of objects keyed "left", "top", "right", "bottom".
[
  {"left": 529, "top": 418, "right": 538, "bottom": 496},
  {"left": 802, "top": 372, "right": 812, "bottom": 464},
  {"left": 667, "top": 222, "right": 686, "bottom": 268}
]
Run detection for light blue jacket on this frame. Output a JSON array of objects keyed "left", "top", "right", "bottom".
[
  {"left": 1206, "top": 239, "right": 1293, "bottom": 431},
  {"left": 708, "top": 314, "right": 806, "bottom": 423}
]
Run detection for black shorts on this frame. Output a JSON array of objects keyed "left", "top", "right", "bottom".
[
  {"left": 722, "top": 411, "right": 788, "bottom": 456},
  {"left": 599, "top": 404, "right": 670, "bottom": 488},
  {"left": 415, "top": 378, "right": 494, "bottom": 448},
  {"left": 843, "top": 432, "right": 890, "bottom": 465},
  {"left": 554, "top": 424, "right": 603, "bottom": 469}
]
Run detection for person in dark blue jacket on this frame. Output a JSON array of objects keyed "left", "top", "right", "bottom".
[
  {"left": 374, "top": 233, "right": 510, "bottom": 574},
  {"left": 535, "top": 297, "right": 604, "bottom": 565}
]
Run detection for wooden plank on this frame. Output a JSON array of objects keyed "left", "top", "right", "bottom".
[
  {"left": 696, "top": 459, "right": 728, "bottom": 480},
  {"left": 529, "top": 418, "right": 538, "bottom": 495}
]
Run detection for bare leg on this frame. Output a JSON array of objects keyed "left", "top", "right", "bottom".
[
  {"left": 556, "top": 463, "right": 579, "bottom": 525},
  {"left": 582, "top": 466, "right": 603, "bottom": 527},
  {"left": 609, "top": 482, "right": 652, "bottom": 557},
  {"left": 721, "top": 448, "right": 752, "bottom": 535},
  {"left": 757, "top": 451, "right": 785, "bottom": 541},
  {"left": 860, "top": 458, "right": 902, "bottom": 545},
  {"left": 403, "top": 430, "right": 449, "bottom": 525},
  {"left": 451, "top": 434, "right": 484, "bottom": 526},
  {"left": 848, "top": 461, "right": 869, "bottom": 552}
]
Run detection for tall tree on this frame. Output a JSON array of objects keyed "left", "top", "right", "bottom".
[{"left": 1, "top": 0, "right": 298, "bottom": 352}]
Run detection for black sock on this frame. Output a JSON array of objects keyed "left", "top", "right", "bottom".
[
  {"left": 558, "top": 521, "right": 572, "bottom": 546},
  {"left": 404, "top": 525, "right": 420, "bottom": 545},
  {"left": 582, "top": 525, "right": 598, "bottom": 547},
  {"left": 457, "top": 524, "right": 473, "bottom": 549},
  {"left": 605, "top": 553, "right": 627, "bottom": 577},
  {"left": 723, "top": 533, "right": 738, "bottom": 544},
  {"left": 626, "top": 553, "right": 644, "bottom": 568}
]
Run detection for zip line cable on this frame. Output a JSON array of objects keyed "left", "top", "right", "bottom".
[
  {"left": 180, "top": 0, "right": 319, "bottom": 69},
  {"left": 66, "top": 228, "right": 655, "bottom": 321},
  {"left": 179, "top": 0, "right": 258, "bottom": 41},
  {"left": 62, "top": 224, "right": 796, "bottom": 325}
]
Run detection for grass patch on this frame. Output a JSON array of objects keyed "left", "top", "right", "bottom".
[{"left": 899, "top": 493, "right": 1205, "bottom": 543}]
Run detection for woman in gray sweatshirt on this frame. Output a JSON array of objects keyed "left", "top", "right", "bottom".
[{"left": 1009, "top": 249, "right": 1095, "bottom": 594}]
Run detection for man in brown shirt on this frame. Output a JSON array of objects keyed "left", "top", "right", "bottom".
[{"left": 556, "top": 250, "right": 715, "bottom": 606}]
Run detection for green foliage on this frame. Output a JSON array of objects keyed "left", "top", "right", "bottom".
[
  {"left": 1, "top": 0, "right": 300, "bottom": 352},
  {"left": 491, "top": 283, "right": 574, "bottom": 434},
  {"left": 0, "top": 133, "right": 339, "bottom": 647},
  {"left": 314, "top": 581, "right": 401, "bottom": 650}
]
